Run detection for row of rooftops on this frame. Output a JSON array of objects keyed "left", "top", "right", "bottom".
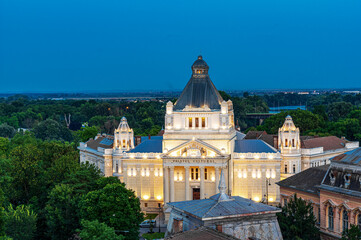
[
  {"left": 245, "top": 130, "right": 353, "bottom": 152},
  {"left": 82, "top": 130, "right": 278, "bottom": 155},
  {"left": 278, "top": 148, "right": 361, "bottom": 198}
]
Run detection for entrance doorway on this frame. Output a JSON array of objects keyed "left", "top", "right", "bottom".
[{"left": 193, "top": 188, "right": 200, "bottom": 200}]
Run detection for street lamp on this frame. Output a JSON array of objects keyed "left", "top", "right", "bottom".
[
  {"left": 265, "top": 177, "right": 271, "bottom": 205},
  {"left": 158, "top": 206, "right": 162, "bottom": 233}
]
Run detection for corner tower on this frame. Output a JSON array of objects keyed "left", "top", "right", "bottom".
[
  {"left": 114, "top": 117, "right": 134, "bottom": 151},
  {"left": 278, "top": 115, "right": 301, "bottom": 178}
]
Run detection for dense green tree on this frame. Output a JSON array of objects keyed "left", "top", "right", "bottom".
[
  {"left": 80, "top": 183, "right": 143, "bottom": 240},
  {"left": 78, "top": 126, "right": 99, "bottom": 142},
  {"left": 79, "top": 220, "right": 124, "bottom": 240},
  {"left": 0, "top": 124, "right": 16, "bottom": 139},
  {"left": 33, "top": 119, "right": 72, "bottom": 141},
  {"left": 45, "top": 184, "right": 80, "bottom": 240},
  {"left": 328, "top": 102, "right": 353, "bottom": 121},
  {"left": 277, "top": 194, "right": 319, "bottom": 240},
  {"left": 341, "top": 224, "right": 361, "bottom": 240},
  {"left": 9, "top": 144, "right": 42, "bottom": 203},
  {"left": 4, "top": 204, "right": 37, "bottom": 240},
  {"left": 258, "top": 110, "right": 324, "bottom": 134},
  {"left": 0, "top": 190, "right": 5, "bottom": 237}
]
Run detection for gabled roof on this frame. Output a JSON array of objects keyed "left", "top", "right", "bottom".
[
  {"left": 128, "top": 136, "right": 163, "bottom": 153},
  {"left": 301, "top": 136, "right": 348, "bottom": 151},
  {"left": 331, "top": 147, "right": 361, "bottom": 165},
  {"left": 277, "top": 165, "right": 329, "bottom": 195},
  {"left": 163, "top": 138, "right": 223, "bottom": 157},
  {"left": 86, "top": 136, "right": 114, "bottom": 150},
  {"left": 234, "top": 139, "right": 278, "bottom": 153},
  {"left": 168, "top": 195, "right": 279, "bottom": 220}
]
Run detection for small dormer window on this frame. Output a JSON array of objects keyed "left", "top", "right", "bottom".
[
  {"left": 344, "top": 174, "right": 351, "bottom": 189},
  {"left": 330, "top": 172, "right": 336, "bottom": 186}
]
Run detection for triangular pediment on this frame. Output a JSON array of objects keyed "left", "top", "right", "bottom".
[{"left": 163, "top": 139, "right": 224, "bottom": 158}]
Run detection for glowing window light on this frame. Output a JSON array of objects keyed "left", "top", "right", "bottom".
[
  {"left": 243, "top": 169, "right": 247, "bottom": 178},
  {"left": 143, "top": 195, "right": 150, "bottom": 200},
  {"left": 141, "top": 169, "right": 145, "bottom": 177},
  {"left": 254, "top": 196, "right": 260, "bottom": 202},
  {"left": 266, "top": 169, "right": 270, "bottom": 179},
  {"left": 160, "top": 169, "right": 163, "bottom": 177},
  {"left": 179, "top": 174, "right": 183, "bottom": 181},
  {"left": 133, "top": 169, "right": 137, "bottom": 177},
  {"left": 254, "top": 155, "right": 260, "bottom": 159},
  {"left": 269, "top": 197, "right": 274, "bottom": 202},
  {"left": 128, "top": 169, "right": 131, "bottom": 177},
  {"left": 146, "top": 168, "right": 150, "bottom": 177},
  {"left": 154, "top": 168, "right": 159, "bottom": 177},
  {"left": 271, "top": 169, "right": 276, "bottom": 179},
  {"left": 156, "top": 195, "right": 162, "bottom": 200},
  {"left": 257, "top": 169, "right": 261, "bottom": 179},
  {"left": 211, "top": 176, "right": 215, "bottom": 181},
  {"left": 252, "top": 169, "right": 256, "bottom": 179},
  {"left": 238, "top": 171, "right": 242, "bottom": 178}
]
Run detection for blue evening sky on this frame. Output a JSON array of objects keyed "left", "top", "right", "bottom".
[{"left": 0, "top": 0, "right": 360, "bottom": 92}]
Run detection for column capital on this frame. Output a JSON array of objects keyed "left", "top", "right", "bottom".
[
  {"left": 169, "top": 166, "right": 174, "bottom": 170},
  {"left": 184, "top": 166, "right": 190, "bottom": 169},
  {"left": 199, "top": 166, "right": 205, "bottom": 170}
]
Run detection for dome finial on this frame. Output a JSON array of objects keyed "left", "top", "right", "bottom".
[{"left": 198, "top": 55, "right": 202, "bottom": 60}]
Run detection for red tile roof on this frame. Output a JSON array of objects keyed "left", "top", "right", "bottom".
[{"left": 301, "top": 136, "right": 347, "bottom": 151}]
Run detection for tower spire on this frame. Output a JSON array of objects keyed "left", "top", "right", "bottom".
[{"left": 218, "top": 168, "right": 227, "bottom": 194}]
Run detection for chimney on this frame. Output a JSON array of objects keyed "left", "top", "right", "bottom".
[
  {"left": 216, "top": 224, "right": 222, "bottom": 233},
  {"left": 273, "top": 136, "right": 278, "bottom": 149},
  {"left": 135, "top": 136, "right": 142, "bottom": 146}
]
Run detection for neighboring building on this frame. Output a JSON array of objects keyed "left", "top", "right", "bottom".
[
  {"left": 246, "top": 119, "right": 358, "bottom": 180},
  {"left": 166, "top": 170, "right": 283, "bottom": 240},
  {"left": 78, "top": 56, "right": 358, "bottom": 213},
  {"left": 165, "top": 226, "right": 239, "bottom": 240},
  {"left": 277, "top": 147, "right": 361, "bottom": 240}
]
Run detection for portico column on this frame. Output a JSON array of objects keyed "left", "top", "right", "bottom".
[
  {"left": 164, "top": 167, "right": 169, "bottom": 203},
  {"left": 215, "top": 167, "right": 220, "bottom": 193},
  {"left": 170, "top": 166, "right": 175, "bottom": 202},
  {"left": 200, "top": 166, "right": 205, "bottom": 199},
  {"left": 185, "top": 166, "right": 190, "bottom": 200}
]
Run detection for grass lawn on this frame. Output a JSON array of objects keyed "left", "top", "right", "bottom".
[
  {"left": 142, "top": 232, "right": 165, "bottom": 240},
  {"left": 145, "top": 213, "right": 158, "bottom": 219}
]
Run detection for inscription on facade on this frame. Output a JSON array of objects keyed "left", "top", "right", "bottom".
[{"left": 170, "top": 159, "right": 216, "bottom": 164}]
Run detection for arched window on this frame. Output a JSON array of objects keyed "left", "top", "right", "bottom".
[
  {"left": 328, "top": 206, "right": 334, "bottom": 230},
  {"left": 285, "top": 164, "right": 288, "bottom": 173},
  {"left": 358, "top": 214, "right": 361, "bottom": 230},
  {"left": 292, "top": 139, "right": 295, "bottom": 147},
  {"left": 343, "top": 210, "right": 349, "bottom": 232},
  {"left": 293, "top": 164, "right": 296, "bottom": 173},
  {"left": 285, "top": 139, "right": 288, "bottom": 147}
]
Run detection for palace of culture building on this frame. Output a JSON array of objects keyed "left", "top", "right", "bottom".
[{"left": 79, "top": 56, "right": 358, "bottom": 213}]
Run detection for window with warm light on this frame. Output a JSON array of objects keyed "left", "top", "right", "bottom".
[
  {"left": 195, "top": 118, "right": 199, "bottom": 128},
  {"left": 191, "top": 168, "right": 199, "bottom": 180},
  {"left": 204, "top": 168, "right": 208, "bottom": 180},
  {"left": 285, "top": 139, "right": 288, "bottom": 147},
  {"left": 202, "top": 117, "right": 206, "bottom": 127}
]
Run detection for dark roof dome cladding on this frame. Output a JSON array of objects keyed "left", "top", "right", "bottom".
[
  {"left": 192, "top": 55, "right": 209, "bottom": 72},
  {"left": 174, "top": 56, "right": 223, "bottom": 111}
]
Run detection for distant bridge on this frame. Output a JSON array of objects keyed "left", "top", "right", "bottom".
[{"left": 246, "top": 113, "right": 276, "bottom": 125}]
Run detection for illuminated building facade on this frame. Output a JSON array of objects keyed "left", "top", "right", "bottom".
[{"left": 78, "top": 56, "right": 357, "bottom": 213}]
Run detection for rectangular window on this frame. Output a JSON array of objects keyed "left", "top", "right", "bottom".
[
  {"left": 293, "top": 164, "right": 296, "bottom": 173},
  {"left": 285, "top": 164, "right": 288, "bottom": 173},
  {"left": 191, "top": 168, "right": 194, "bottom": 180},
  {"left": 292, "top": 139, "right": 295, "bottom": 147},
  {"left": 195, "top": 118, "right": 199, "bottom": 127},
  {"left": 195, "top": 168, "right": 199, "bottom": 180},
  {"left": 202, "top": 117, "right": 206, "bottom": 127},
  {"left": 189, "top": 118, "right": 193, "bottom": 128},
  {"left": 191, "top": 168, "right": 200, "bottom": 180},
  {"left": 204, "top": 168, "right": 208, "bottom": 180},
  {"left": 145, "top": 203, "right": 148, "bottom": 207},
  {"left": 158, "top": 203, "right": 161, "bottom": 208}
]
